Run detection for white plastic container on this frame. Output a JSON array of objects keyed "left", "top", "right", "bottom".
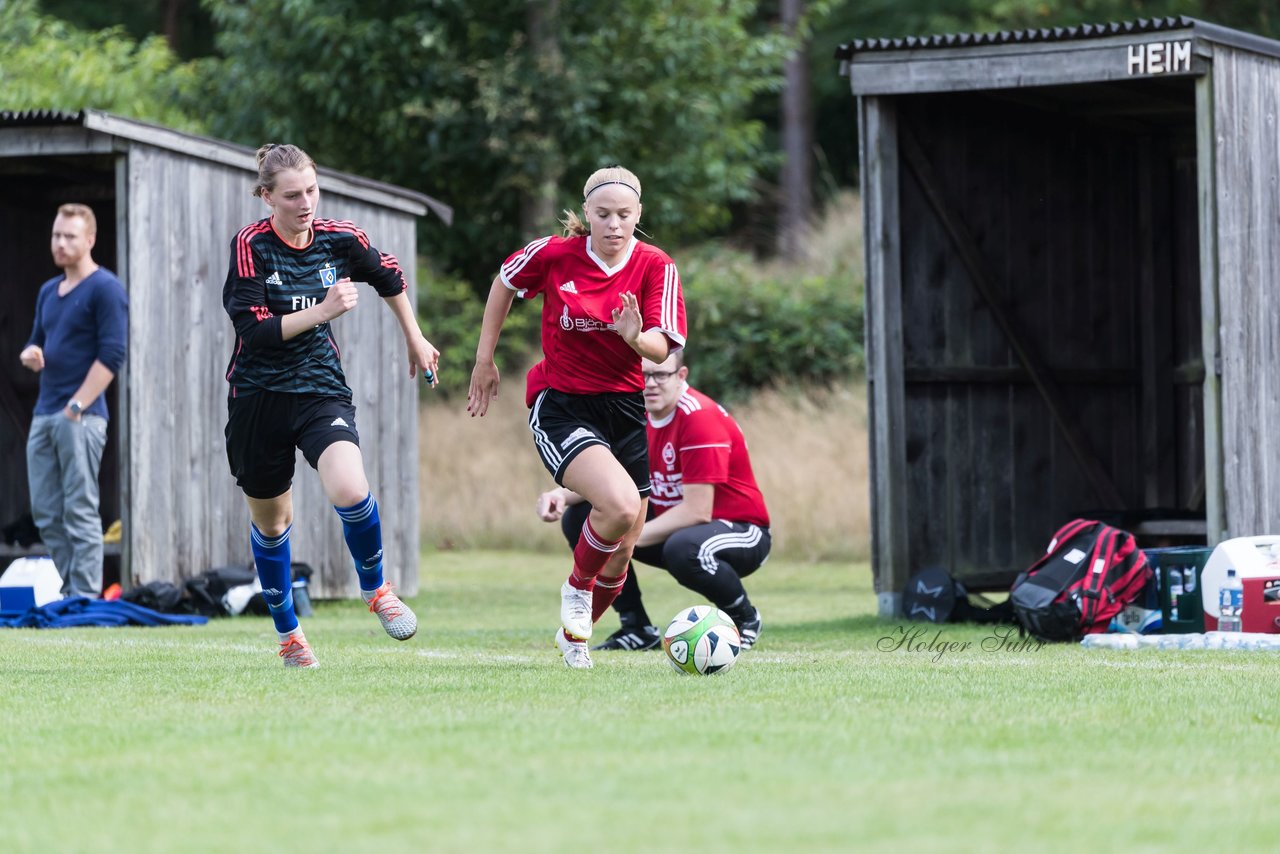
[
  {"left": 1200, "top": 536, "right": 1280, "bottom": 632},
  {"left": 0, "top": 556, "right": 63, "bottom": 612}
]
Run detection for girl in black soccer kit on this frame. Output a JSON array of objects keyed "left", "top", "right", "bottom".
[
  {"left": 224, "top": 143, "right": 439, "bottom": 668},
  {"left": 467, "top": 165, "right": 686, "bottom": 669}
]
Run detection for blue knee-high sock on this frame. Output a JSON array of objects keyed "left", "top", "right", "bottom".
[
  {"left": 335, "top": 493, "right": 383, "bottom": 593},
  {"left": 251, "top": 523, "right": 297, "bottom": 635}
]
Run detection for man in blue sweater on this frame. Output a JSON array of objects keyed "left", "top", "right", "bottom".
[{"left": 20, "top": 204, "right": 128, "bottom": 599}]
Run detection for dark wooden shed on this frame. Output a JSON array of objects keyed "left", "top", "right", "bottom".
[
  {"left": 837, "top": 18, "right": 1280, "bottom": 615},
  {"left": 0, "top": 110, "right": 451, "bottom": 598}
]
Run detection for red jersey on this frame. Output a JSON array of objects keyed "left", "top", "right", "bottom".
[
  {"left": 647, "top": 385, "right": 770, "bottom": 527},
  {"left": 500, "top": 235, "right": 686, "bottom": 405}
]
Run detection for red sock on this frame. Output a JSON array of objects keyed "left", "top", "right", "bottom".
[
  {"left": 568, "top": 518, "right": 623, "bottom": 591},
  {"left": 592, "top": 568, "right": 628, "bottom": 623}
]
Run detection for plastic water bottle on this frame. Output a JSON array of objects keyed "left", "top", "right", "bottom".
[
  {"left": 1168, "top": 567, "right": 1183, "bottom": 622},
  {"left": 1183, "top": 564, "right": 1197, "bottom": 595},
  {"left": 1219, "top": 568, "right": 1243, "bottom": 632}
]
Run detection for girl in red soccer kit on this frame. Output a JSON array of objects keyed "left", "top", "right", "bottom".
[{"left": 468, "top": 166, "right": 687, "bottom": 669}]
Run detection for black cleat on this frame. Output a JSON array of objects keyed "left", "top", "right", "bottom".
[{"left": 591, "top": 624, "right": 661, "bottom": 651}]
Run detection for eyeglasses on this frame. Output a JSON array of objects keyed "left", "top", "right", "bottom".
[{"left": 642, "top": 370, "right": 678, "bottom": 385}]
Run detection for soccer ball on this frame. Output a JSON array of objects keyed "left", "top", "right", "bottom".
[{"left": 662, "top": 605, "right": 742, "bottom": 675}]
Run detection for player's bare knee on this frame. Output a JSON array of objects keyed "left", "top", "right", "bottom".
[
  {"left": 329, "top": 485, "right": 369, "bottom": 509},
  {"left": 589, "top": 491, "right": 640, "bottom": 536},
  {"left": 609, "top": 495, "right": 643, "bottom": 535},
  {"left": 254, "top": 514, "right": 293, "bottom": 537}
]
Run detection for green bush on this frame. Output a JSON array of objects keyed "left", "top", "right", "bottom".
[
  {"left": 0, "top": 0, "right": 205, "bottom": 132},
  {"left": 416, "top": 269, "right": 540, "bottom": 398},
  {"left": 678, "top": 247, "right": 864, "bottom": 403},
  {"left": 416, "top": 245, "right": 865, "bottom": 403}
]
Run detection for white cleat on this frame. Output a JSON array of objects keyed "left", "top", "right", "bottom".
[
  {"left": 560, "top": 580, "right": 593, "bottom": 640},
  {"left": 278, "top": 630, "right": 319, "bottom": 668},
  {"left": 367, "top": 582, "right": 418, "bottom": 641},
  {"left": 555, "top": 629, "right": 594, "bottom": 669}
]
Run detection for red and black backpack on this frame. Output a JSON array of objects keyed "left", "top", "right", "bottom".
[{"left": 1010, "top": 519, "right": 1152, "bottom": 641}]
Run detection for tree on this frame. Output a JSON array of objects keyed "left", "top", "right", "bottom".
[
  {"left": 778, "top": 0, "right": 815, "bottom": 260},
  {"left": 36, "top": 0, "right": 216, "bottom": 58},
  {"left": 520, "top": 0, "right": 564, "bottom": 242},
  {"left": 0, "top": 0, "right": 204, "bottom": 131},
  {"left": 198, "top": 0, "right": 790, "bottom": 281}
]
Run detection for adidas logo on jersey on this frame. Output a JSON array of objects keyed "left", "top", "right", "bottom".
[
  {"left": 559, "top": 280, "right": 578, "bottom": 293},
  {"left": 265, "top": 271, "right": 283, "bottom": 286},
  {"left": 331, "top": 417, "right": 348, "bottom": 427}
]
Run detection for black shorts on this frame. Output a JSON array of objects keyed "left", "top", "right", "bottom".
[
  {"left": 225, "top": 391, "right": 360, "bottom": 499},
  {"left": 528, "top": 388, "right": 650, "bottom": 495}
]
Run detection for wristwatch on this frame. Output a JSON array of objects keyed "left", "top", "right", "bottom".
[{"left": 68, "top": 400, "right": 83, "bottom": 416}]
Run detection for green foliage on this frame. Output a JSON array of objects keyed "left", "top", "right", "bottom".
[
  {"left": 679, "top": 245, "right": 864, "bottom": 403},
  {"left": 0, "top": 0, "right": 205, "bottom": 131},
  {"left": 37, "top": 0, "right": 217, "bottom": 58},
  {"left": 416, "top": 267, "right": 540, "bottom": 397},
  {"left": 198, "top": 0, "right": 790, "bottom": 281}
]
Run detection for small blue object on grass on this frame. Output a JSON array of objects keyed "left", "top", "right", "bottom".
[{"left": 0, "top": 597, "right": 209, "bottom": 628}]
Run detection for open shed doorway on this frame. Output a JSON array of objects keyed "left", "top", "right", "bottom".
[
  {"left": 891, "top": 75, "right": 1205, "bottom": 587},
  {"left": 0, "top": 154, "right": 124, "bottom": 585}
]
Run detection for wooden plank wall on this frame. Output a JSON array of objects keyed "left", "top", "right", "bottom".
[
  {"left": 859, "top": 96, "right": 910, "bottom": 610},
  {"left": 894, "top": 91, "right": 1200, "bottom": 584},
  {"left": 125, "top": 144, "right": 419, "bottom": 597},
  {"left": 1213, "top": 48, "right": 1280, "bottom": 538},
  {"left": 125, "top": 144, "right": 248, "bottom": 590}
]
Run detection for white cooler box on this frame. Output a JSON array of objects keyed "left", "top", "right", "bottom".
[
  {"left": 0, "top": 556, "right": 63, "bottom": 613},
  {"left": 1200, "top": 536, "right": 1280, "bottom": 632}
]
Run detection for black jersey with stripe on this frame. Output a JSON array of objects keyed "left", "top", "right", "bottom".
[{"left": 223, "top": 217, "right": 407, "bottom": 398}]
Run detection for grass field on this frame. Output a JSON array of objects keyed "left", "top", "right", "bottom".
[{"left": 2, "top": 552, "right": 1277, "bottom": 853}]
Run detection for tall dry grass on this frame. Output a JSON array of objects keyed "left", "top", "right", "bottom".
[
  {"left": 419, "top": 381, "right": 869, "bottom": 561},
  {"left": 781, "top": 187, "right": 864, "bottom": 281}
]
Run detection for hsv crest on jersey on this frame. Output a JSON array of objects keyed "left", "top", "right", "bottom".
[{"left": 225, "top": 215, "right": 408, "bottom": 398}]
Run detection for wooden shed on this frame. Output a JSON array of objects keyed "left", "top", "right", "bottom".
[
  {"left": 0, "top": 110, "right": 451, "bottom": 598},
  {"left": 836, "top": 18, "right": 1280, "bottom": 615}
]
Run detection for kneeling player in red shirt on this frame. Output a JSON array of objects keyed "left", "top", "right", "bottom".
[{"left": 538, "top": 351, "right": 770, "bottom": 650}]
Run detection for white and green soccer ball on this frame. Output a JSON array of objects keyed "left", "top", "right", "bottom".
[{"left": 662, "top": 605, "right": 742, "bottom": 675}]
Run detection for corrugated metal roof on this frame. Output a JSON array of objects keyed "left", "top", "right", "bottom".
[
  {"left": 0, "top": 109, "right": 85, "bottom": 125},
  {"left": 835, "top": 16, "right": 1278, "bottom": 59},
  {"left": 0, "top": 109, "right": 452, "bottom": 223}
]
